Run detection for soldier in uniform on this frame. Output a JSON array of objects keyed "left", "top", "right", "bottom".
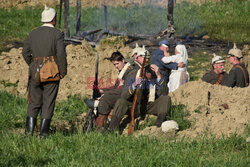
[
  {"left": 109, "top": 46, "right": 171, "bottom": 133},
  {"left": 226, "top": 44, "right": 249, "bottom": 87},
  {"left": 22, "top": 6, "right": 67, "bottom": 137},
  {"left": 151, "top": 39, "right": 185, "bottom": 83},
  {"left": 84, "top": 51, "right": 134, "bottom": 129},
  {"left": 202, "top": 54, "right": 229, "bottom": 85}
]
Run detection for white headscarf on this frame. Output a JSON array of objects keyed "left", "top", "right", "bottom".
[{"left": 175, "top": 44, "right": 188, "bottom": 65}]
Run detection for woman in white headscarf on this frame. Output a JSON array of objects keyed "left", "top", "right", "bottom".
[{"left": 161, "top": 44, "right": 190, "bottom": 92}]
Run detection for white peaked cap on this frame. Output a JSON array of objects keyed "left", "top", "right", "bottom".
[
  {"left": 41, "top": 5, "right": 56, "bottom": 23},
  {"left": 212, "top": 53, "right": 225, "bottom": 64}
]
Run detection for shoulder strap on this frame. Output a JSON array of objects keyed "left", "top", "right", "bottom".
[
  {"left": 235, "top": 65, "right": 249, "bottom": 87},
  {"left": 216, "top": 74, "right": 223, "bottom": 85}
]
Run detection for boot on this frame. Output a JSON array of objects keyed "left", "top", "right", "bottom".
[
  {"left": 84, "top": 99, "right": 99, "bottom": 109},
  {"left": 25, "top": 116, "right": 36, "bottom": 135},
  {"left": 155, "top": 112, "right": 167, "bottom": 127},
  {"left": 96, "top": 114, "right": 107, "bottom": 128},
  {"left": 40, "top": 119, "right": 51, "bottom": 138},
  {"left": 109, "top": 115, "right": 121, "bottom": 133}
]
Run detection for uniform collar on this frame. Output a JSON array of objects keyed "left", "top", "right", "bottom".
[{"left": 42, "top": 23, "right": 55, "bottom": 28}]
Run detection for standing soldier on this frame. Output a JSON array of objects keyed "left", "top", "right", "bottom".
[
  {"left": 226, "top": 44, "right": 249, "bottom": 87},
  {"left": 202, "top": 54, "right": 229, "bottom": 85},
  {"left": 22, "top": 6, "right": 67, "bottom": 138}
]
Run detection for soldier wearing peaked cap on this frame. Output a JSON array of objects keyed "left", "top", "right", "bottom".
[
  {"left": 84, "top": 51, "right": 134, "bottom": 130},
  {"left": 151, "top": 39, "right": 185, "bottom": 84},
  {"left": 226, "top": 43, "right": 249, "bottom": 87},
  {"left": 22, "top": 5, "right": 67, "bottom": 138},
  {"left": 202, "top": 53, "right": 229, "bottom": 85},
  {"left": 109, "top": 44, "right": 171, "bottom": 133}
]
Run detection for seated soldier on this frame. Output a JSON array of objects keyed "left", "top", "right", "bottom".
[
  {"left": 109, "top": 45, "right": 171, "bottom": 133},
  {"left": 84, "top": 51, "right": 134, "bottom": 129},
  {"left": 226, "top": 43, "right": 249, "bottom": 87},
  {"left": 202, "top": 53, "right": 229, "bottom": 85}
]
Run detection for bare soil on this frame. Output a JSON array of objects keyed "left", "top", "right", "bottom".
[{"left": 1, "top": 38, "right": 249, "bottom": 139}]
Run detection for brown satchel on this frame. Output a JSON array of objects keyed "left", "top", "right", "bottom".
[{"left": 40, "top": 56, "right": 60, "bottom": 83}]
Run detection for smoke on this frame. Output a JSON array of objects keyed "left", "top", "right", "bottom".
[{"left": 68, "top": 0, "right": 204, "bottom": 37}]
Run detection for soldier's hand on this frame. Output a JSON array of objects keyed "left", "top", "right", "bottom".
[
  {"left": 178, "top": 62, "right": 186, "bottom": 68},
  {"left": 99, "top": 89, "right": 104, "bottom": 94},
  {"left": 151, "top": 64, "right": 161, "bottom": 78},
  {"left": 134, "top": 77, "right": 142, "bottom": 87}
]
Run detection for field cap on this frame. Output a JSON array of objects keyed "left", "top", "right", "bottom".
[
  {"left": 212, "top": 53, "right": 225, "bottom": 64},
  {"left": 41, "top": 5, "right": 56, "bottom": 23},
  {"left": 227, "top": 43, "right": 243, "bottom": 59},
  {"left": 132, "top": 43, "right": 150, "bottom": 58},
  {"left": 159, "top": 39, "right": 169, "bottom": 48}
]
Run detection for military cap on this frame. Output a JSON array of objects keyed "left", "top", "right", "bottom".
[
  {"left": 227, "top": 43, "right": 243, "bottom": 59},
  {"left": 159, "top": 39, "right": 169, "bottom": 48},
  {"left": 212, "top": 53, "right": 225, "bottom": 64},
  {"left": 41, "top": 5, "right": 56, "bottom": 23}
]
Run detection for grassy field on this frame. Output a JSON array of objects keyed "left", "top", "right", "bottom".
[
  {"left": 0, "top": 90, "right": 249, "bottom": 166},
  {"left": 0, "top": 0, "right": 249, "bottom": 50}
]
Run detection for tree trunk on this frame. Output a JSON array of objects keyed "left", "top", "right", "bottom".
[
  {"left": 76, "top": 0, "right": 81, "bottom": 35},
  {"left": 64, "top": 0, "right": 70, "bottom": 38}
]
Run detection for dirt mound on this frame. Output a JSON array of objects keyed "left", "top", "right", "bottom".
[
  {"left": 0, "top": 39, "right": 249, "bottom": 139},
  {"left": 0, "top": 38, "right": 132, "bottom": 100},
  {"left": 169, "top": 81, "right": 249, "bottom": 138}
]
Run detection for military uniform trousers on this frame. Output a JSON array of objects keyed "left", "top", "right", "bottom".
[
  {"left": 98, "top": 89, "right": 122, "bottom": 116},
  {"left": 110, "top": 95, "right": 171, "bottom": 130},
  {"left": 28, "top": 78, "right": 59, "bottom": 120}
]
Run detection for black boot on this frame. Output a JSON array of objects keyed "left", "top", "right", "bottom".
[
  {"left": 40, "top": 119, "right": 51, "bottom": 138},
  {"left": 25, "top": 116, "right": 37, "bottom": 135},
  {"left": 155, "top": 112, "right": 167, "bottom": 127},
  {"left": 84, "top": 99, "right": 95, "bottom": 109},
  {"left": 109, "top": 115, "right": 121, "bottom": 133}
]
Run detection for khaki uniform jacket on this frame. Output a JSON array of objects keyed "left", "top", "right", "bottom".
[
  {"left": 101, "top": 63, "right": 134, "bottom": 95},
  {"left": 202, "top": 70, "right": 229, "bottom": 86},
  {"left": 226, "top": 63, "right": 249, "bottom": 88},
  {"left": 22, "top": 25, "right": 67, "bottom": 78},
  {"left": 121, "top": 62, "right": 168, "bottom": 115}
]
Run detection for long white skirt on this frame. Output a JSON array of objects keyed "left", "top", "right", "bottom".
[{"left": 168, "top": 70, "right": 190, "bottom": 92}]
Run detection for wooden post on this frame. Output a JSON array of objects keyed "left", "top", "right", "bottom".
[
  {"left": 104, "top": 5, "right": 108, "bottom": 32},
  {"left": 167, "top": 0, "right": 175, "bottom": 31},
  {"left": 76, "top": 0, "right": 81, "bottom": 35},
  {"left": 64, "top": 0, "right": 70, "bottom": 38}
]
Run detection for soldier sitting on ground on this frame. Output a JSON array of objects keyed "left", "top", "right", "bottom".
[
  {"left": 84, "top": 51, "right": 134, "bottom": 130},
  {"left": 109, "top": 45, "right": 171, "bottom": 133},
  {"left": 226, "top": 43, "right": 249, "bottom": 87},
  {"left": 202, "top": 53, "right": 229, "bottom": 85}
]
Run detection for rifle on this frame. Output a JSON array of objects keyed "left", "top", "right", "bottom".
[
  {"left": 93, "top": 53, "right": 101, "bottom": 99},
  {"left": 128, "top": 54, "right": 147, "bottom": 135}
]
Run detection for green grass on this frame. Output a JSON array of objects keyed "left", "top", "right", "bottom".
[
  {"left": 0, "top": 130, "right": 248, "bottom": 166},
  {"left": 188, "top": 51, "right": 213, "bottom": 81},
  {"left": 0, "top": 0, "right": 249, "bottom": 47},
  {"left": 0, "top": 91, "right": 249, "bottom": 166}
]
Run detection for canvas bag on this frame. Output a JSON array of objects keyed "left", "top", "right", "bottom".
[{"left": 40, "top": 56, "right": 60, "bottom": 82}]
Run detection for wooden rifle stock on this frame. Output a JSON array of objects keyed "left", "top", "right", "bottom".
[{"left": 128, "top": 54, "right": 147, "bottom": 135}]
